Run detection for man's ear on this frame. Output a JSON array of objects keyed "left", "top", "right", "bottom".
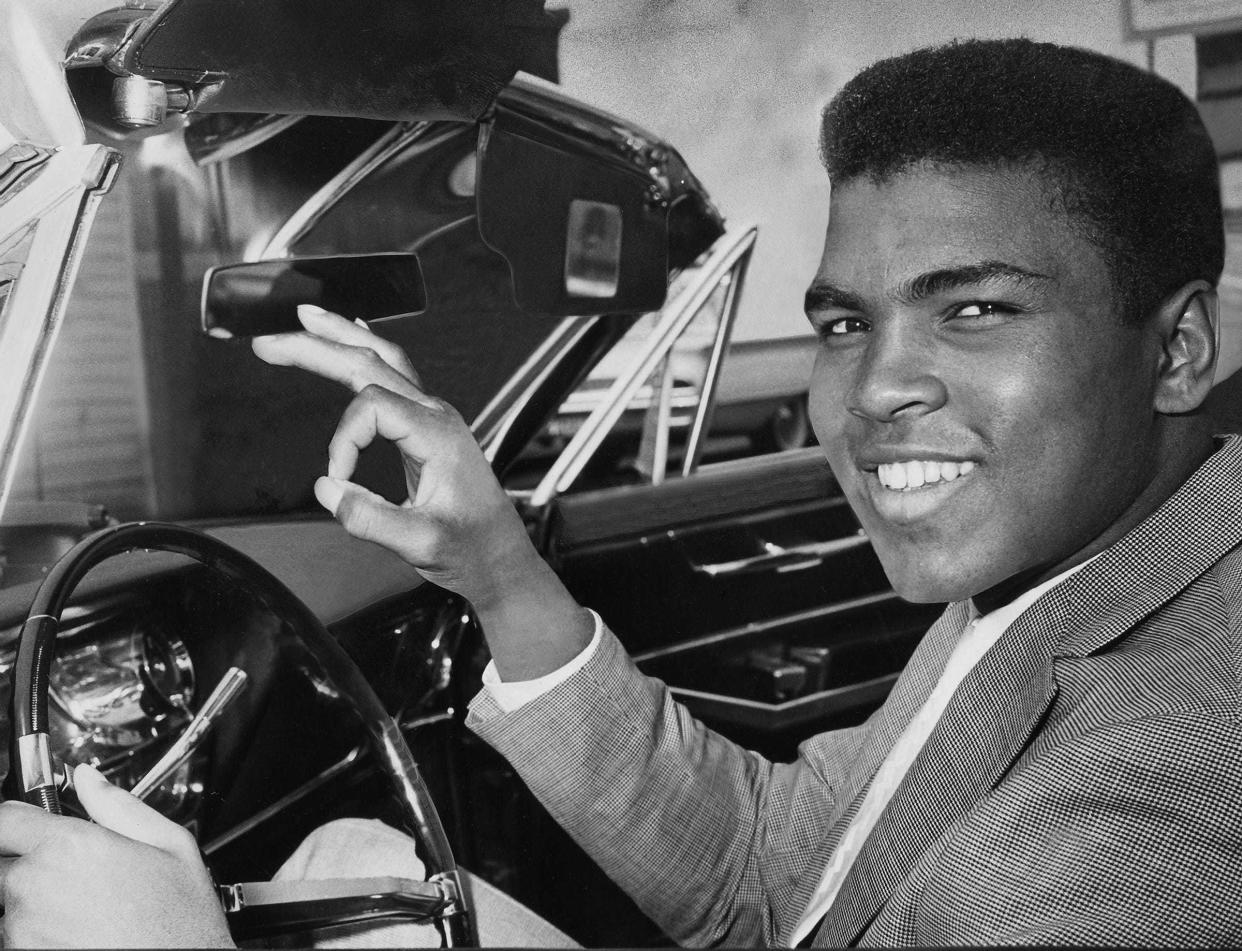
[{"left": 1152, "top": 280, "right": 1218, "bottom": 415}]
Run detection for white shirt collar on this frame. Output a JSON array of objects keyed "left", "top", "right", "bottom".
[{"left": 967, "top": 555, "right": 1098, "bottom": 632}]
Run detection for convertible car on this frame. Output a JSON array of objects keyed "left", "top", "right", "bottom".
[{"left": 0, "top": 0, "right": 938, "bottom": 944}]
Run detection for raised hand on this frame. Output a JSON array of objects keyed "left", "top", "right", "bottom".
[
  {"left": 0, "top": 764, "right": 233, "bottom": 948},
  {"left": 251, "top": 306, "right": 592, "bottom": 680}
]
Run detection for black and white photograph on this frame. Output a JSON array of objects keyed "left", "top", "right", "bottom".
[{"left": 0, "top": 0, "right": 1240, "bottom": 946}]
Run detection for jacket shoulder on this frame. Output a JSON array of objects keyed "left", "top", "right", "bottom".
[{"left": 1050, "top": 543, "right": 1242, "bottom": 729}]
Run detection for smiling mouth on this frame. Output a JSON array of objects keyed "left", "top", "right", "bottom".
[{"left": 875, "top": 459, "right": 976, "bottom": 491}]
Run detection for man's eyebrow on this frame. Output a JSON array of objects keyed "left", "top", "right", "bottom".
[
  {"left": 899, "top": 261, "right": 1053, "bottom": 303},
  {"left": 803, "top": 282, "right": 866, "bottom": 315},
  {"left": 804, "top": 261, "right": 1053, "bottom": 316}
]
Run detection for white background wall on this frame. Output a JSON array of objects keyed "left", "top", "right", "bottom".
[{"left": 548, "top": 0, "right": 1208, "bottom": 353}]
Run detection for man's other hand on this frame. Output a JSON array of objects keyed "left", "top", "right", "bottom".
[{"left": 0, "top": 764, "right": 233, "bottom": 948}]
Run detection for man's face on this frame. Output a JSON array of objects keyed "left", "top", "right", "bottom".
[{"left": 806, "top": 164, "right": 1165, "bottom": 603}]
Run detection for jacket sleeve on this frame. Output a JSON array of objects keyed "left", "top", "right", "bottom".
[{"left": 466, "top": 622, "right": 871, "bottom": 946}]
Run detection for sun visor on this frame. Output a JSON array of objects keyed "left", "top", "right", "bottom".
[
  {"left": 477, "top": 109, "right": 671, "bottom": 316},
  {"left": 116, "top": 0, "right": 568, "bottom": 122}
]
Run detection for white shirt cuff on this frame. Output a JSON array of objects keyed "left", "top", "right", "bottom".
[{"left": 480, "top": 609, "right": 603, "bottom": 713}]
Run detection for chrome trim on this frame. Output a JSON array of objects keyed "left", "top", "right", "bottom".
[
  {"left": 0, "top": 144, "right": 120, "bottom": 523},
  {"left": 260, "top": 122, "right": 462, "bottom": 260},
  {"left": 630, "top": 589, "right": 900, "bottom": 665},
  {"left": 0, "top": 143, "right": 52, "bottom": 197},
  {"left": 111, "top": 76, "right": 196, "bottom": 128},
  {"left": 375, "top": 717, "right": 454, "bottom": 877},
  {"left": 428, "top": 869, "right": 465, "bottom": 915},
  {"left": 222, "top": 876, "right": 450, "bottom": 913},
  {"left": 666, "top": 672, "right": 898, "bottom": 729},
  {"left": 218, "top": 882, "right": 244, "bottom": 914},
  {"left": 203, "top": 744, "right": 364, "bottom": 856},
  {"left": 474, "top": 316, "right": 597, "bottom": 456},
  {"left": 191, "top": 114, "right": 302, "bottom": 166},
  {"left": 682, "top": 244, "right": 750, "bottom": 476},
  {"left": 690, "top": 532, "right": 870, "bottom": 579},
  {"left": 18, "top": 732, "right": 54, "bottom": 792},
  {"left": 145, "top": 625, "right": 196, "bottom": 711},
  {"left": 201, "top": 709, "right": 454, "bottom": 856},
  {"left": 0, "top": 601, "right": 136, "bottom": 652},
  {"left": 668, "top": 674, "right": 897, "bottom": 711},
  {"left": 634, "top": 353, "right": 675, "bottom": 484},
  {"left": 529, "top": 226, "right": 759, "bottom": 506},
  {"left": 218, "top": 876, "right": 455, "bottom": 936},
  {"left": 557, "top": 381, "right": 700, "bottom": 417},
  {"left": 131, "top": 667, "right": 248, "bottom": 800}
]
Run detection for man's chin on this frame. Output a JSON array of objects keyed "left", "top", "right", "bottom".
[
  {"left": 883, "top": 557, "right": 1052, "bottom": 608},
  {"left": 886, "top": 578, "right": 961, "bottom": 604},
  {"left": 879, "top": 556, "right": 993, "bottom": 605}
]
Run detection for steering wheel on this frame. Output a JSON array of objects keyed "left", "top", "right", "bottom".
[{"left": 6, "top": 521, "right": 476, "bottom": 946}]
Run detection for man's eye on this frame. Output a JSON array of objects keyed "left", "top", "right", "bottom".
[
  {"left": 952, "top": 301, "right": 1014, "bottom": 320},
  {"left": 818, "top": 317, "right": 870, "bottom": 338}
]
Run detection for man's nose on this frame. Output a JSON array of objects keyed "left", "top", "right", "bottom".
[{"left": 845, "top": 326, "right": 948, "bottom": 423}]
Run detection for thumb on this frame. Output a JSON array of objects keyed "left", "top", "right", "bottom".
[
  {"left": 315, "top": 476, "right": 427, "bottom": 562},
  {"left": 74, "top": 764, "right": 196, "bottom": 858}
]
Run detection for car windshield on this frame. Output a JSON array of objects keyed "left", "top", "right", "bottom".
[{"left": 0, "top": 117, "right": 567, "bottom": 589}]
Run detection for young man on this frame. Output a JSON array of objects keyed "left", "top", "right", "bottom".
[{"left": 0, "top": 37, "right": 1238, "bottom": 948}]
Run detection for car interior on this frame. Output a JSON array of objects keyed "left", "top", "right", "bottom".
[{"left": 0, "top": 1, "right": 941, "bottom": 944}]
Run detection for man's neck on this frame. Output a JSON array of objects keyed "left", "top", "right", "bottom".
[
  {"left": 972, "top": 422, "right": 1218, "bottom": 617},
  {"left": 972, "top": 564, "right": 1057, "bottom": 616}
]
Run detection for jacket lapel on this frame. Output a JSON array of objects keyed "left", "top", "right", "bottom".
[
  {"left": 780, "top": 601, "right": 973, "bottom": 944},
  {"left": 835, "top": 600, "right": 977, "bottom": 807},
  {"left": 814, "top": 610, "right": 1060, "bottom": 947},
  {"left": 1052, "top": 436, "right": 1242, "bottom": 659},
  {"left": 815, "top": 435, "right": 1242, "bottom": 946}
]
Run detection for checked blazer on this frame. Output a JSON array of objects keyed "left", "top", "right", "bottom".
[{"left": 468, "top": 436, "right": 1242, "bottom": 947}]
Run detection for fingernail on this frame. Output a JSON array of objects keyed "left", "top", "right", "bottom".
[
  {"left": 354, "top": 318, "right": 369, "bottom": 329},
  {"left": 297, "top": 304, "right": 328, "bottom": 319},
  {"left": 74, "top": 763, "right": 108, "bottom": 788},
  {"left": 314, "top": 476, "right": 345, "bottom": 516}
]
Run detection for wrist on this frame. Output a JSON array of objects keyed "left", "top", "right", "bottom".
[{"left": 469, "top": 551, "right": 593, "bottom": 681}]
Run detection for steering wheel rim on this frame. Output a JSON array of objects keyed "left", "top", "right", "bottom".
[{"left": 6, "top": 520, "right": 475, "bottom": 946}]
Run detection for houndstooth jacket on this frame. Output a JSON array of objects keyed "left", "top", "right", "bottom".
[{"left": 468, "top": 436, "right": 1242, "bottom": 947}]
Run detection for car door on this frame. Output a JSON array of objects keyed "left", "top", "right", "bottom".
[{"left": 526, "top": 227, "right": 941, "bottom": 754}]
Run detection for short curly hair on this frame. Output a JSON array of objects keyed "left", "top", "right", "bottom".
[{"left": 820, "top": 38, "right": 1223, "bottom": 322}]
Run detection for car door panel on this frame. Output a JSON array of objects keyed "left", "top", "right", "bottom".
[{"left": 545, "top": 447, "right": 942, "bottom": 743}]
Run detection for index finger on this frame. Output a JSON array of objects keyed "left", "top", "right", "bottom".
[
  {"left": 294, "top": 306, "right": 422, "bottom": 385},
  {"left": 252, "top": 330, "right": 428, "bottom": 403},
  {"left": 0, "top": 801, "right": 61, "bottom": 857}
]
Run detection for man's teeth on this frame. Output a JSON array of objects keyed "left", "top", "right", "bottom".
[{"left": 875, "top": 460, "right": 974, "bottom": 490}]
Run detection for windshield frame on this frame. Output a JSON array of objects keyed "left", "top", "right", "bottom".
[{"left": 0, "top": 143, "right": 120, "bottom": 522}]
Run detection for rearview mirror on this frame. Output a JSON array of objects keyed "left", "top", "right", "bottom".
[
  {"left": 201, "top": 253, "right": 426, "bottom": 338},
  {"left": 476, "top": 113, "right": 670, "bottom": 317}
]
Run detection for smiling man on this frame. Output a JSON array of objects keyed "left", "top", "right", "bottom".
[
  {"left": 1, "top": 36, "right": 1240, "bottom": 950},
  {"left": 259, "top": 37, "right": 1241, "bottom": 947},
  {"left": 805, "top": 42, "right": 1222, "bottom": 621}
]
